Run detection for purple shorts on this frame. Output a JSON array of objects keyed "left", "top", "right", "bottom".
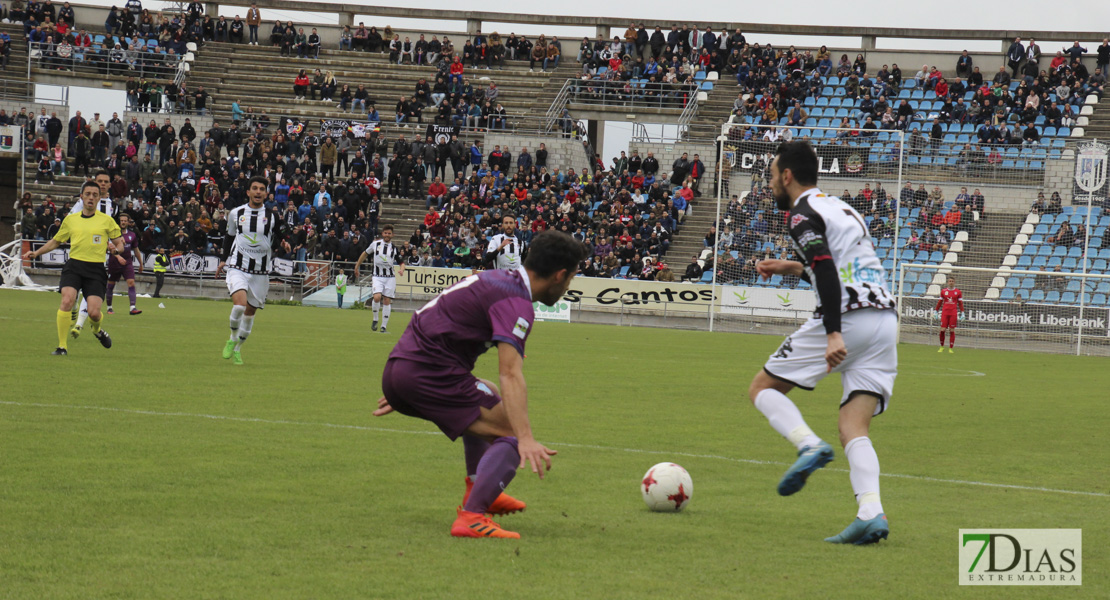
[
  {"left": 107, "top": 259, "right": 135, "bottom": 281},
  {"left": 382, "top": 358, "right": 501, "bottom": 440}
]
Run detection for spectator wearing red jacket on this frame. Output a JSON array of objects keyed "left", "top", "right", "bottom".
[
  {"left": 426, "top": 177, "right": 447, "bottom": 209},
  {"left": 449, "top": 56, "right": 464, "bottom": 85},
  {"left": 293, "top": 70, "right": 310, "bottom": 99}
]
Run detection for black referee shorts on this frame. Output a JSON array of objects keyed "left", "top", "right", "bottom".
[{"left": 59, "top": 259, "right": 108, "bottom": 299}]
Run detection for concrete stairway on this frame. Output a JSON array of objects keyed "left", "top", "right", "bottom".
[{"left": 951, "top": 212, "right": 1028, "bottom": 300}]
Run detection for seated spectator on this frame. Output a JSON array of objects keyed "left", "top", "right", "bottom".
[{"left": 292, "top": 69, "right": 309, "bottom": 99}]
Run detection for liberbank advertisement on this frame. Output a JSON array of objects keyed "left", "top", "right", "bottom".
[{"left": 900, "top": 297, "right": 1110, "bottom": 336}]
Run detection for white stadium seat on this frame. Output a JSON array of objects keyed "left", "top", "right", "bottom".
[
  {"left": 950, "top": 241, "right": 963, "bottom": 253},
  {"left": 1025, "top": 213, "right": 1040, "bottom": 224},
  {"left": 985, "top": 288, "right": 1000, "bottom": 299},
  {"left": 1008, "top": 244, "right": 1022, "bottom": 255},
  {"left": 1003, "top": 255, "right": 1017, "bottom": 266},
  {"left": 954, "top": 231, "right": 969, "bottom": 242},
  {"left": 1019, "top": 223, "right": 1034, "bottom": 235},
  {"left": 1015, "top": 233, "right": 1029, "bottom": 245}
]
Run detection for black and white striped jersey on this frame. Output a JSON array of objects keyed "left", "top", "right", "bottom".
[
  {"left": 788, "top": 188, "right": 895, "bottom": 316},
  {"left": 485, "top": 233, "right": 525, "bottom": 270},
  {"left": 365, "top": 239, "right": 401, "bottom": 278},
  {"left": 70, "top": 198, "right": 119, "bottom": 220},
  {"left": 225, "top": 204, "right": 276, "bottom": 274}
]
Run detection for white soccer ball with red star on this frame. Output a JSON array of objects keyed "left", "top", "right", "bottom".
[{"left": 641, "top": 462, "right": 693, "bottom": 512}]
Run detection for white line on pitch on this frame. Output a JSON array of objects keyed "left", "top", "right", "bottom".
[{"left": 1, "top": 401, "right": 1105, "bottom": 499}]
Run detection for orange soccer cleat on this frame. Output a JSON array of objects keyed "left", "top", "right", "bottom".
[
  {"left": 450, "top": 507, "right": 521, "bottom": 539},
  {"left": 463, "top": 476, "right": 527, "bottom": 515}
]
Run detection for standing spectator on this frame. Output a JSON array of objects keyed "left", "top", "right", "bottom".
[
  {"left": 1006, "top": 37, "right": 1025, "bottom": 77},
  {"left": 245, "top": 3, "right": 261, "bottom": 45}
]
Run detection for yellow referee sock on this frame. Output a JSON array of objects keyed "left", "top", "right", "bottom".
[
  {"left": 56, "top": 310, "right": 70, "bottom": 349},
  {"left": 88, "top": 313, "right": 102, "bottom": 335}
]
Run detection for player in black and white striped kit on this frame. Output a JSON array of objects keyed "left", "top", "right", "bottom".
[
  {"left": 70, "top": 171, "right": 117, "bottom": 337},
  {"left": 483, "top": 214, "right": 526, "bottom": 270},
  {"left": 217, "top": 176, "right": 290, "bottom": 365},
  {"left": 354, "top": 224, "right": 404, "bottom": 333},
  {"left": 748, "top": 141, "right": 896, "bottom": 545}
]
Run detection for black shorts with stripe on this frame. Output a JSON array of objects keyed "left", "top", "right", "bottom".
[{"left": 59, "top": 259, "right": 108, "bottom": 299}]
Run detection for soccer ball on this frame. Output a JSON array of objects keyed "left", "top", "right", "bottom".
[{"left": 641, "top": 462, "right": 693, "bottom": 512}]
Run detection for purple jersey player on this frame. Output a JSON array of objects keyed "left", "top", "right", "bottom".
[
  {"left": 106, "top": 214, "right": 144, "bottom": 315},
  {"left": 375, "top": 230, "right": 586, "bottom": 539}
]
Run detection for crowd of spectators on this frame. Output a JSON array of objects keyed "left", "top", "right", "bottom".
[
  {"left": 18, "top": 0, "right": 204, "bottom": 77},
  {"left": 722, "top": 37, "right": 1100, "bottom": 154},
  {"left": 17, "top": 94, "right": 700, "bottom": 280},
  {"left": 704, "top": 171, "right": 991, "bottom": 286}
]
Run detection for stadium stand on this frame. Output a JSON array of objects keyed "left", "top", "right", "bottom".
[{"left": 7, "top": 4, "right": 1109, "bottom": 287}]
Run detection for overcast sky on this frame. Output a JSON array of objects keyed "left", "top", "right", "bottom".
[{"left": 58, "top": 1, "right": 1110, "bottom": 157}]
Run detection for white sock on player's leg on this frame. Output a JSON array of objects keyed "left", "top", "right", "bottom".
[
  {"left": 372, "top": 300, "right": 381, "bottom": 322},
  {"left": 229, "top": 305, "right": 246, "bottom": 340},
  {"left": 754, "top": 388, "right": 822, "bottom": 451},
  {"left": 382, "top": 304, "right": 392, "bottom": 328},
  {"left": 75, "top": 298, "right": 90, "bottom": 328},
  {"left": 234, "top": 315, "right": 254, "bottom": 351},
  {"left": 845, "top": 436, "right": 883, "bottom": 520}
]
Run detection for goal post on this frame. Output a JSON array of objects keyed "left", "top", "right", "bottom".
[{"left": 896, "top": 263, "right": 1110, "bottom": 356}]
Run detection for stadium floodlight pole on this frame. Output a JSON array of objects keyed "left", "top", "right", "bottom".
[
  {"left": 18, "top": 124, "right": 25, "bottom": 223},
  {"left": 710, "top": 133, "right": 727, "bottom": 333},
  {"left": 892, "top": 130, "right": 906, "bottom": 344},
  {"left": 892, "top": 130, "right": 905, "bottom": 291}
]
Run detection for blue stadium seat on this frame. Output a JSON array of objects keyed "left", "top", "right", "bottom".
[
  {"left": 617, "top": 266, "right": 630, "bottom": 278},
  {"left": 1061, "top": 291, "right": 1077, "bottom": 304},
  {"left": 1015, "top": 289, "right": 1029, "bottom": 301},
  {"left": 1000, "top": 288, "right": 1016, "bottom": 301},
  {"left": 1053, "top": 246, "right": 1068, "bottom": 257},
  {"left": 700, "top": 270, "right": 713, "bottom": 283},
  {"left": 1092, "top": 294, "right": 1108, "bottom": 306},
  {"left": 1030, "top": 256, "right": 1046, "bottom": 268},
  {"left": 912, "top": 283, "right": 927, "bottom": 295},
  {"left": 1029, "top": 289, "right": 1046, "bottom": 302},
  {"left": 1005, "top": 276, "right": 1021, "bottom": 288},
  {"left": 1045, "top": 290, "right": 1061, "bottom": 303}
]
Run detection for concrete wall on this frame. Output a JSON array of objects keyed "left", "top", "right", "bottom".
[
  {"left": 2, "top": 102, "right": 72, "bottom": 146},
  {"left": 123, "top": 111, "right": 214, "bottom": 133},
  {"left": 629, "top": 140, "right": 718, "bottom": 191},
  {"left": 1043, "top": 148, "right": 1076, "bottom": 206},
  {"left": 482, "top": 132, "right": 591, "bottom": 176}
]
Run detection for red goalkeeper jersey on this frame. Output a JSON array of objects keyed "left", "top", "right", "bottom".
[{"left": 936, "top": 287, "right": 963, "bottom": 313}]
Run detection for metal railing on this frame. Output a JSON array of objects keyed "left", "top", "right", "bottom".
[
  {"left": 197, "top": 105, "right": 588, "bottom": 140},
  {"left": 566, "top": 78, "right": 699, "bottom": 111},
  {"left": 28, "top": 42, "right": 184, "bottom": 81}
]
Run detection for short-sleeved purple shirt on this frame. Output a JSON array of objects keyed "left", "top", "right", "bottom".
[{"left": 389, "top": 268, "right": 534, "bottom": 376}]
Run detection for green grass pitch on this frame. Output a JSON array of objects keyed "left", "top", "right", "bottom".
[{"left": 0, "top": 288, "right": 1106, "bottom": 599}]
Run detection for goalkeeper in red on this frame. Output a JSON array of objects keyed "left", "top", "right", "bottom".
[{"left": 935, "top": 278, "right": 963, "bottom": 353}]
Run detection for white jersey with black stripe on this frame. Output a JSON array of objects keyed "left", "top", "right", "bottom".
[
  {"left": 787, "top": 187, "right": 895, "bottom": 316},
  {"left": 226, "top": 204, "right": 275, "bottom": 275},
  {"left": 486, "top": 233, "right": 525, "bottom": 270},
  {"left": 366, "top": 239, "right": 400, "bottom": 278},
  {"left": 70, "top": 198, "right": 118, "bottom": 220}
]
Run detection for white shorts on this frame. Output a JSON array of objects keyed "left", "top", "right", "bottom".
[
  {"left": 372, "top": 276, "right": 397, "bottom": 299},
  {"left": 763, "top": 308, "right": 897, "bottom": 415},
  {"left": 226, "top": 268, "right": 270, "bottom": 309}
]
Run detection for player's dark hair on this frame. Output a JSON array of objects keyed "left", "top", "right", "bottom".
[
  {"left": 381, "top": 224, "right": 394, "bottom": 232},
  {"left": 248, "top": 176, "right": 269, "bottom": 190},
  {"left": 774, "top": 141, "right": 819, "bottom": 186},
  {"left": 524, "top": 230, "right": 588, "bottom": 278},
  {"left": 93, "top": 170, "right": 110, "bottom": 180},
  {"left": 81, "top": 180, "right": 100, "bottom": 194},
  {"left": 502, "top": 213, "right": 516, "bottom": 222}
]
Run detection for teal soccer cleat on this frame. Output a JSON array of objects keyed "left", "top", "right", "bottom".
[
  {"left": 825, "top": 514, "right": 889, "bottom": 545},
  {"left": 777, "top": 441, "right": 834, "bottom": 496}
]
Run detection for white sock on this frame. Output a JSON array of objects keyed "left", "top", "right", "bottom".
[
  {"left": 229, "top": 305, "right": 246, "bottom": 340},
  {"left": 372, "top": 300, "right": 381, "bottom": 322},
  {"left": 382, "top": 304, "right": 392, "bottom": 328},
  {"left": 235, "top": 315, "right": 254, "bottom": 351},
  {"left": 754, "top": 388, "right": 822, "bottom": 451},
  {"left": 845, "top": 436, "right": 884, "bottom": 520},
  {"left": 75, "top": 298, "right": 90, "bottom": 327}
]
